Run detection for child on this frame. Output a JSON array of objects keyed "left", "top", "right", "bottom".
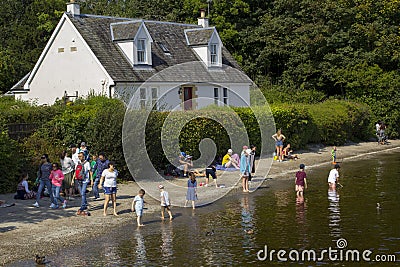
[
  {"left": 159, "top": 185, "right": 173, "bottom": 220},
  {"left": 132, "top": 189, "right": 145, "bottom": 226},
  {"left": 331, "top": 146, "right": 337, "bottom": 164},
  {"left": 328, "top": 164, "right": 340, "bottom": 189},
  {"left": 50, "top": 163, "right": 67, "bottom": 209},
  {"left": 185, "top": 172, "right": 197, "bottom": 209},
  {"left": 295, "top": 164, "right": 307, "bottom": 197}
]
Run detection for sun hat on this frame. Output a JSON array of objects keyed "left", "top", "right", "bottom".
[
  {"left": 180, "top": 152, "right": 187, "bottom": 157},
  {"left": 81, "top": 142, "right": 86, "bottom": 147},
  {"left": 158, "top": 184, "right": 164, "bottom": 189},
  {"left": 243, "top": 145, "right": 248, "bottom": 150},
  {"left": 299, "top": 164, "right": 305, "bottom": 169},
  {"left": 227, "top": 149, "right": 233, "bottom": 153}
]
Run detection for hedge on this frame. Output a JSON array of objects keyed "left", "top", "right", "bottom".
[{"left": 0, "top": 96, "right": 371, "bottom": 193}]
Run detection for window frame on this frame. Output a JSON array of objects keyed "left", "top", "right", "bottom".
[
  {"left": 137, "top": 39, "right": 146, "bottom": 63},
  {"left": 210, "top": 43, "right": 218, "bottom": 65}
]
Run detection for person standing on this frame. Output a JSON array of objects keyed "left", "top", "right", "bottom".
[
  {"left": 205, "top": 159, "right": 218, "bottom": 188},
  {"left": 60, "top": 151, "right": 75, "bottom": 201},
  {"left": 99, "top": 161, "right": 118, "bottom": 216},
  {"left": 70, "top": 144, "right": 80, "bottom": 197},
  {"left": 331, "top": 146, "right": 337, "bottom": 164},
  {"left": 240, "top": 149, "right": 251, "bottom": 192},
  {"left": 78, "top": 142, "right": 90, "bottom": 161},
  {"left": 92, "top": 152, "right": 109, "bottom": 200},
  {"left": 75, "top": 152, "right": 91, "bottom": 212},
  {"left": 250, "top": 145, "right": 256, "bottom": 176},
  {"left": 33, "top": 154, "right": 54, "bottom": 208},
  {"left": 184, "top": 172, "right": 197, "bottom": 209},
  {"left": 50, "top": 163, "right": 66, "bottom": 209},
  {"left": 328, "top": 164, "right": 340, "bottom": 190},
  {"left": 132, "top": 189, "right": 146, "bottom": 226},
  {"left": 295, "top": 164, "right": 307, "bottom": 197},
  {"left": 159, "top": 185, "right": 173, "bottom": 220},
  {"left": 272, "top": 129, "right": 286, "bottom": 162}
]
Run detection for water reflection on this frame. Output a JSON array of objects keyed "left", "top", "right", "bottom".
[
  {"left": 160, "top": 221, "right": 174, "bottom": 261},
  {"left": 241, "top": 194, "right": 254, "bottom": 255},
  {"left": 134, "top": 228, "right": 148, "bottom": 265},
  {"left": 328, "top": 188, "right": 341, "bottom": 238}
]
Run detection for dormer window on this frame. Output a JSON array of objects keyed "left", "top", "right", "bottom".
[
  {"left": 210, "top": 44, "right": 218, "bottom": 65},
  {"left": 137, "top": 39, "right": 146, "bottom": 63}
]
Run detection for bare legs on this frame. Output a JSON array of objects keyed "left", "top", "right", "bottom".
[
  {"left": 242, "top": 176, "right": 249, "bottom": 192},
  {"left": 276, "top": 145, "right": 284, "bottom": 161},
  {"left": 184, "top": 200, "right": 195, "bottom": 209},
  {"left": 103, "top": 193, "right": 118, "bottom": 216}
]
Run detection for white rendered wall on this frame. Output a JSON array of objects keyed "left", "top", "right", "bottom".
[
  {"left": 192, "top": 47, "right": 208, "bottom": 66},
  {"left": 21, "top": 19, "right": 110, "bottom": 105},
  {"left": 117, "top": 42, "right": 134, "bottom": 65}
]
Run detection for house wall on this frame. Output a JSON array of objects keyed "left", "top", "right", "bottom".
[
  {"left": 192, "top": 47, "right": 208, "bottom": 66},
  {"left": 117, "top": 42, "right": 134, "bottom": 65},
  {"left": 119, "top": 82, "right": 250, "bottom": 110},
  {"left": 20, "top": 17, "right": 111, "bottom": 105}
]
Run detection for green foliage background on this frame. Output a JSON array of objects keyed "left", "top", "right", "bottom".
[{"left": 0, "top": 97, "right": 371, "bottom": 193}]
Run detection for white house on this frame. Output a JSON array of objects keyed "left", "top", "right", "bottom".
[{"left": 9, "top": 1, "right": 252, "bottom": 110}]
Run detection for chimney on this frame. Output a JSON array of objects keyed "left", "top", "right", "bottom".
[
  {"left": 198, "top": 8, "right": 209, "bottom": 28},
  {"left": 67, "top": 0, "right": 80, "bottom": 17}
]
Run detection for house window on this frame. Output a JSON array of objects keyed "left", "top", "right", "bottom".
[
  {"left": 223, "top": 87, "right": 228, "bottom": 105},
  {"left": 210, "top": 44, "right": 218, "bottom": 65},
  {"left": 137, "top": 39, "right": 146, "bottom": 63},
  {"left": 214, "top": 87, "right": 219, "bottom": 105},
  {"left": 58, "top": 48, "right": 64, "bottom": 53},
  {"left": 140, "top": 88, "right": 146, "bottom": 109},
  {"left": 151, "top": 87, "right": 158, "bottom": 109},
  {"left": 70, "top": 46, "right": 77, "bottom": 52}
]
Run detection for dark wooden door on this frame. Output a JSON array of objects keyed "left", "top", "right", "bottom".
[{"left": 183, "top": 87, "right": 193, "bottom": 110}]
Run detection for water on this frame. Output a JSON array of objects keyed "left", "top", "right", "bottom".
[{"left": 15, "top": 152, "right": 400, "bottom": 266}]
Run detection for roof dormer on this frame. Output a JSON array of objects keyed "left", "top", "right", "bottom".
[
  {"left": 185, "top": 27, "right": 222, "bottom": 68},
  {"left": 111, "top": 21, "right": 153, "bottom": 67}
]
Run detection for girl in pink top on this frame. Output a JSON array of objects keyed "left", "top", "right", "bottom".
[{"left": 50, "top": 163, "right": 67, "bottom": 209}]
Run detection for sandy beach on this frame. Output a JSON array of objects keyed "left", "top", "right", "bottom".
[{"left": 1, "top": 140, "right": 399, "bottom": 265}]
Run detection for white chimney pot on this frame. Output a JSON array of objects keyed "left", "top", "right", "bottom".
[{"left": 67, "top": 1, "right": 80, "bottom": 17}]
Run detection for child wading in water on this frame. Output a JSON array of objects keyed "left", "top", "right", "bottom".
[
  {"left": 159, "top": 185, "right": 173, "bottom": 221},
  {"left": 295, "top": 164, "right": 307, "bottom": 197},
  {"left": 132, "top": 189, "right": 145, "bottom": 226}
]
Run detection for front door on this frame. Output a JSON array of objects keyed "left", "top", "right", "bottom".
[{"left": 183, "top": 87, "right": 193, "bottom": 110}]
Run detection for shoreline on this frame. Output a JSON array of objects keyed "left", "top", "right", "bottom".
[{"left": 1, "top": 140, "right": 400, "bottom": 265}]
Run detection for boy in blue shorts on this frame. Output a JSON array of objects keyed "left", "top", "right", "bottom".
[{"left": 132, "top": 189, "right": 145, "bottom": 226}]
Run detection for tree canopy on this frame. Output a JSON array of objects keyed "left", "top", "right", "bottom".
[{"left": 1, "top": 0, "right": 399, "bottom": 136}]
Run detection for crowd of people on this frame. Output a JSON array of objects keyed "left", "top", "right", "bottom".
[{"left": 14, "top": 142, "right": 118, "bottom": 216}]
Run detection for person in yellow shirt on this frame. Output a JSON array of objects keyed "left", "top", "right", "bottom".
[{"left": 222, "top": 149, "right": 239, "bottom": 169}]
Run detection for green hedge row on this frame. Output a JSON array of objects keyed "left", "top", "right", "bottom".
[{"left": 0, "top": 96, "right": 371, "bottom": 193}]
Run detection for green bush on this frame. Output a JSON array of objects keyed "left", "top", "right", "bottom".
[
  {"left": 306, "top": 100, "right": 371, "bottom": 145},
  {"left": 0, "top": 96, "right": 372, "bottom": 193}
]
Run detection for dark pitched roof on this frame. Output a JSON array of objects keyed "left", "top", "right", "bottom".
[
  {"left": 111, "top": 21, "right": 141, "bottom": 41},
  {"left": 66, "top": 14, "right": 244, "bottom": 83},
  {"left": 185, "top": 28, "right": 214, "bottom": 46}
]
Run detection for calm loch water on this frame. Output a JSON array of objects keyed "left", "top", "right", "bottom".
[{"left": 15, "top": 152, "right": 400, "bottom": 266}]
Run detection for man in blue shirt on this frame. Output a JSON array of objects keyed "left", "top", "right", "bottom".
[{"left": 92, "top": 152, "right": 109, "bottom": 200}]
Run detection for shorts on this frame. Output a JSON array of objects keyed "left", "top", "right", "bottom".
[
  {"left": 295, "top": 184, "right": 304, "bottom": 192},
  {"left": 161, "top": 205, "right": 171, "bottom": 212},
  {"left": 276, "top": 140, "right": 283, "bottom": 147},
  {"left": 135, "top": 209, "right": 143, "bottom": 217},
  {"left": 104, "top": 187, "right": 117, "bottom": 195},
  {"left": 62, "top": 172, "right": 73, "bottom": 189},
  {"left": 206, "top": 168, "right": 216, "bottom": 179}
]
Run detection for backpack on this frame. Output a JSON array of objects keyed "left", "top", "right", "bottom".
[{"left": 75, "top": 162, "right": 85, "bottom": 180}]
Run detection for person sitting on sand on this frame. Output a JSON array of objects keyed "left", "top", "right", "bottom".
[
  {"left": 222, "top": 149, "right": 240, "bottom": 169},
  {"left": 282, "top": 144, "right": 299, "bottom": 161},
  {"left": 15, "top": 173, "right": 36, "bottom": 200},
  {"left": 178, "top": 152, "right": 193, "bottom": 177}
]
